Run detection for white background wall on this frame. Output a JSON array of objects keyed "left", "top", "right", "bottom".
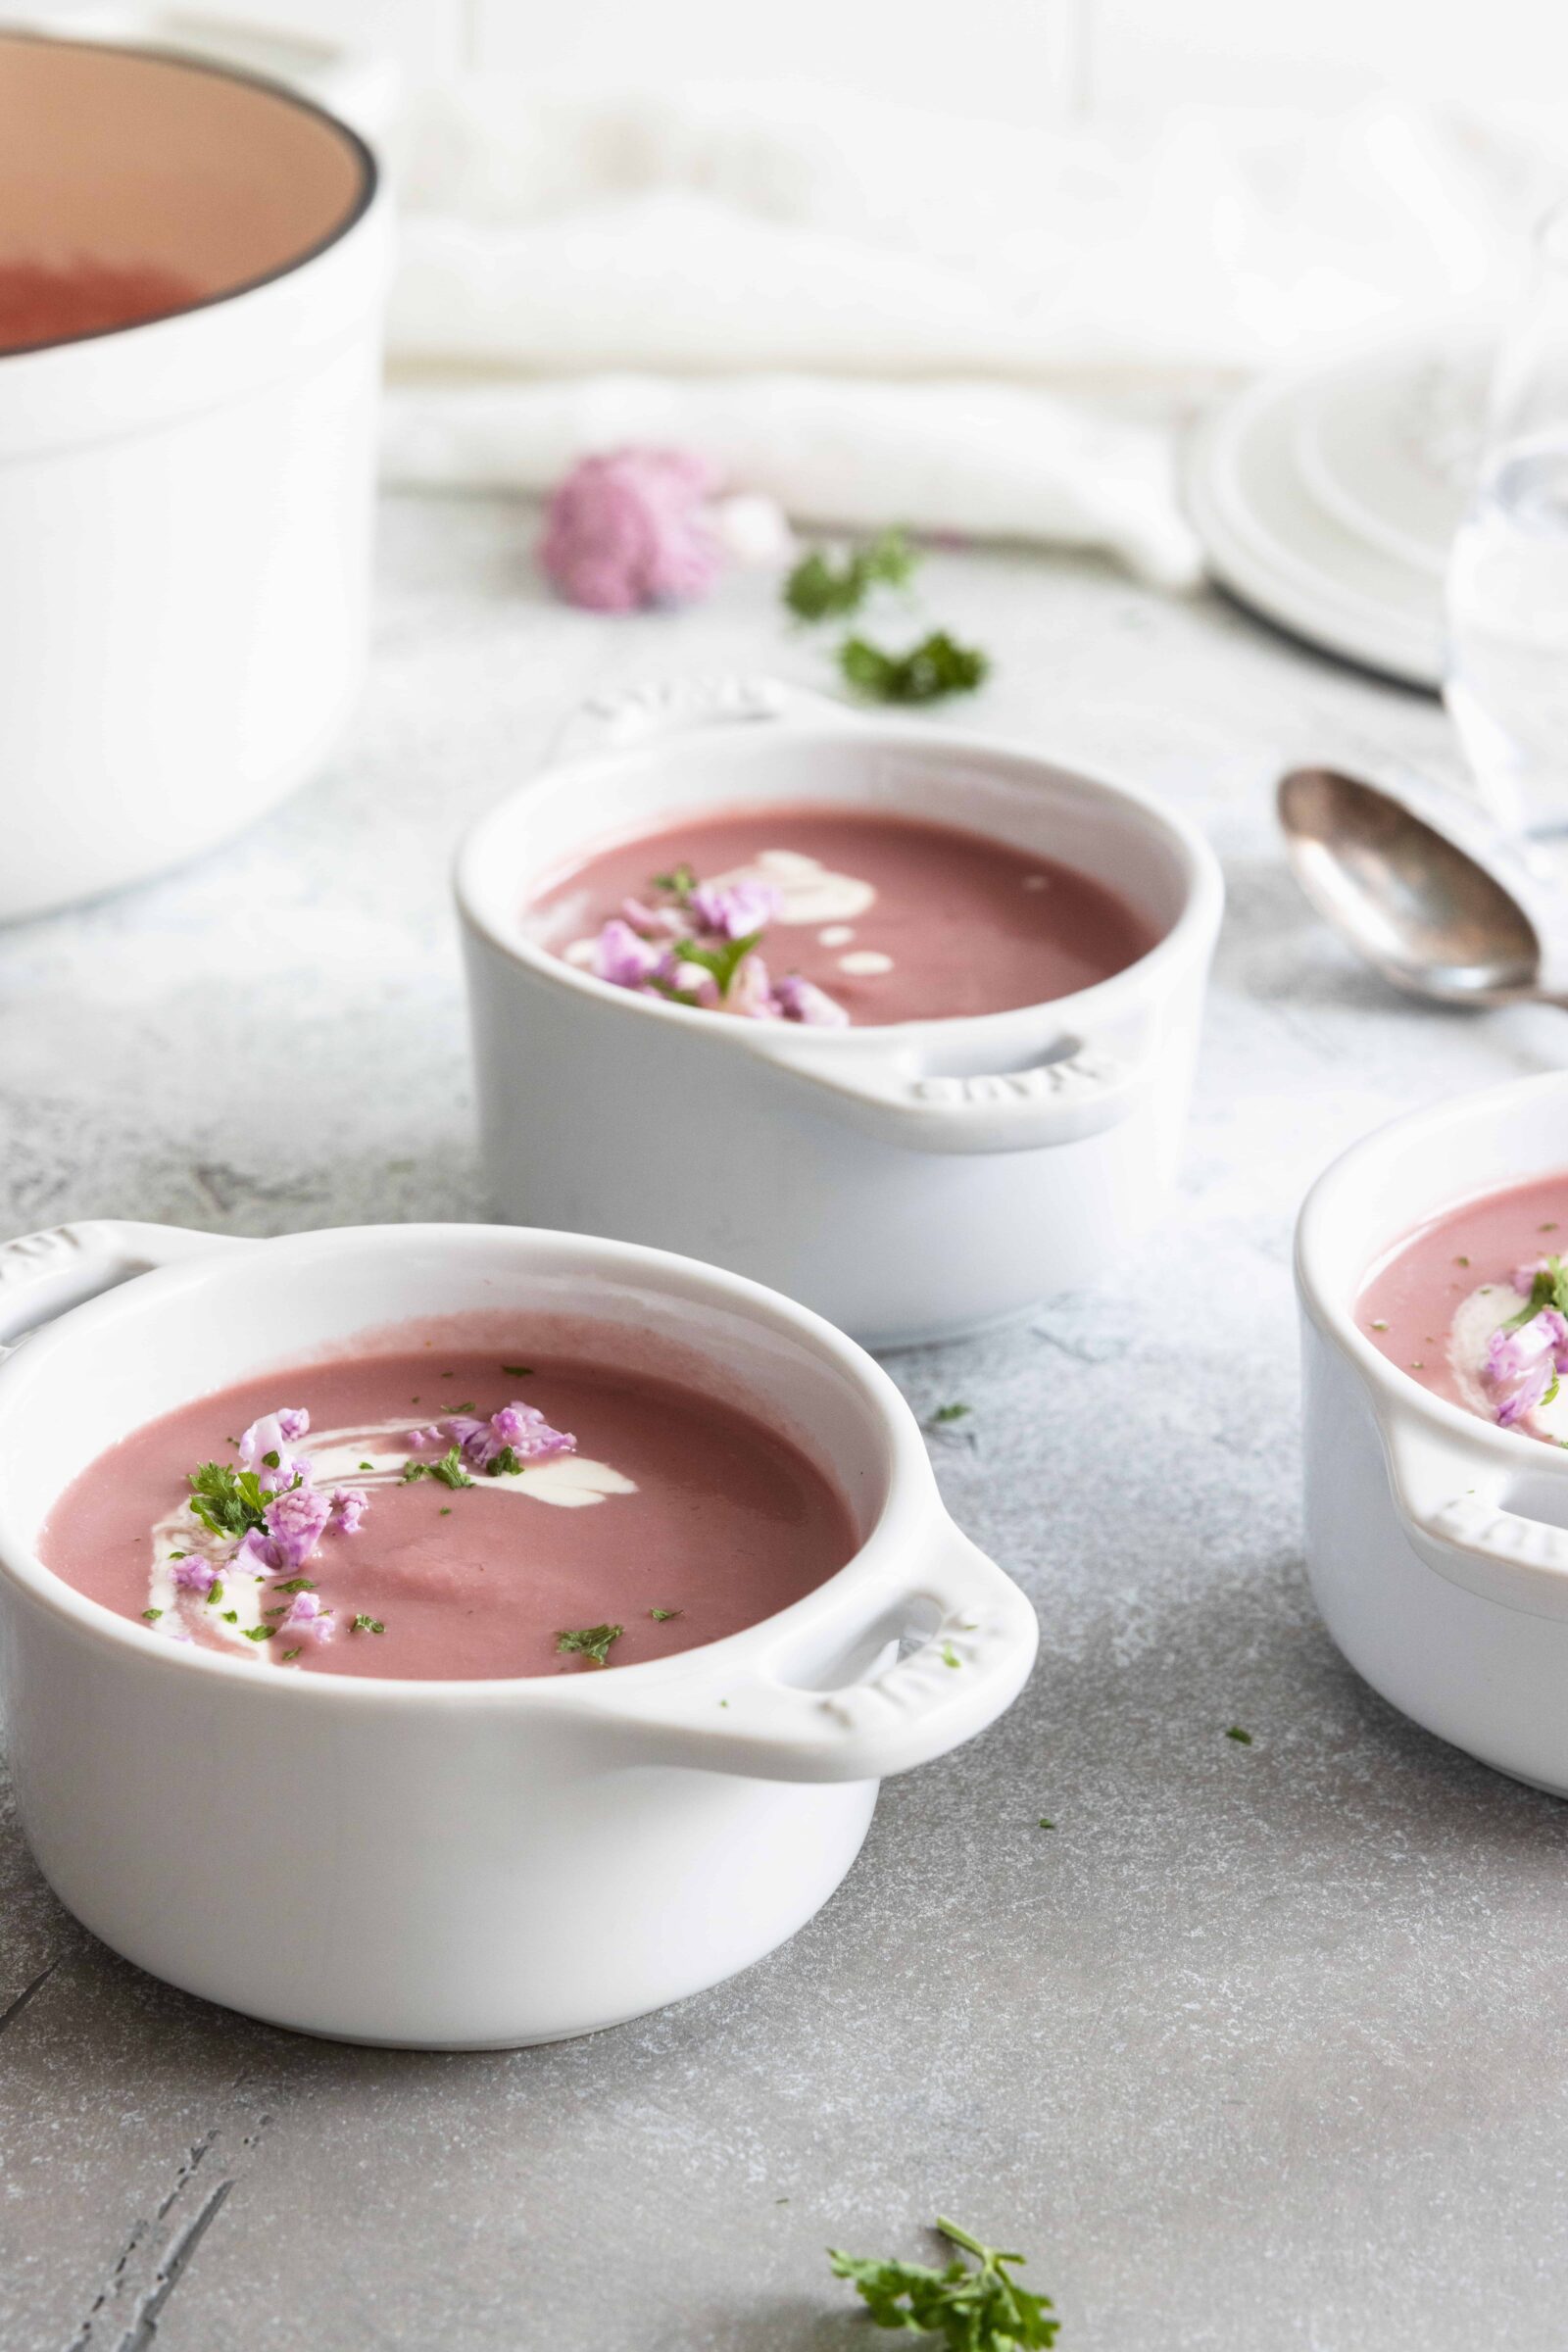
[{"left": 28, "top": 0, "right": 1568, "bottom": 122}]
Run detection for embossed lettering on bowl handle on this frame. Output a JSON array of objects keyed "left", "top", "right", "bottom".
[{"left": 0, "top": 1221, "right": 249, "bottom": 1356}]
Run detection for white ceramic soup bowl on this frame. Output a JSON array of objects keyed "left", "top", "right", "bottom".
[
  {"left": 1297, "top": 1070, "right": 1568, "bottom": 1796},
  {"left": 0, "top": 33, "right": 390, "bottom": 921},
  {"left": 457, "top": 677, "right": 1225, "bottom": 1349},
  {"left": 0, "top": 1217, "right": 1037, "bottom": 2047}
]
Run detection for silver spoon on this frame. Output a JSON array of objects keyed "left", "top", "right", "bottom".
[{"left": 1277, "top": 765, "right": 1560, "bottom": 1008}]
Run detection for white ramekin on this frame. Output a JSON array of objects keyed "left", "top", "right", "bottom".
[
  {"left": 456, "top": 677, "right": 1225, "bottom": 1349},
  {"left": 0, "top": 1217, "right": 1038, "bottom": 2047},
  {"left": 1298, "top": 1071, "right": 1568, "bottom": 1795},
  {"left": 0, "top": 34, "right": 392, "bottom": 922}
]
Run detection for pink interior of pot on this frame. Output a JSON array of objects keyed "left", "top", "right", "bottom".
[{"left": 0, "top": 33, "right": 370, "bottom": 352}]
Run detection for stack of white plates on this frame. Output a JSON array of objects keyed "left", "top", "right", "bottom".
[{"left": 1186, "top": 334, "right": 1491, "bottom": 692}]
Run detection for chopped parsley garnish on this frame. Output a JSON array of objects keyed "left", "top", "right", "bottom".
[
  {"left": 400, "top": 1459, "right": 428, "bottom": 1483},
  {"left": 941, "top": 1642, "right": 961, "bottom": 1669},
  {"left": 829, "top": 2217, "right": 1057, "bottom": 2349},
  {"left": 186, "top": 1461, "right": 270, "bottom": 1542},
  {"left": 351, "top": 1614, "right": 385, "bottom": 1635},
  {"left": 262, "top": 1448, "right": 280, "bottom": 1469},
  {"left": 207, "top": 1582, "right": 224, "bottom": 1606},
  {"left": 440, "top": 1506, "right": 452, "bottom": 1515},
  {"left": 783, "top": 528, "right": 917, "bottom": 622},
  {"left": 1455, "top": 1255, "right": 1470, "bottom": 1266},
  {"left": 243, "top": 1625, "right": 275, "bottom": 1642},
  {"left": 650, "top": 1606, "right": 681, "bottom": 1621},
  {"left": 281, "top": 1647, "right": 303, "bottom": 1662},
  {"left": 930, "top": 1402, "right": 972, "bottom": 1425},
  {"left": 652, "top": 861, "right": 698, "bottom": 900},
  {"left": 273, "top": 1576, "right": 317, "bottom": 1594},
  {"left": 487, "top": 1446, "right": 525, "bottom": 1478},
  {"left": 141, "top": 1607, "right": 163, "bottom": 1622},
  {"left": 557, "top": 1623, "right": 623, "bottom": 1666},
  {"left": 1370, "top": 1318, "right": 1389, "bottom": 1331},
  {"left": 1226, "top": 1726, "right": 1252, "bottom": 1744},
  {"left": 429, "top": 1445, "right": 474, "bottom": 1490},
  {"left": 839, "top": 630, "right": 988, "bottom": 705},
  {"left": 359, "top": 1460, "right": 374, "bottom": 1471},
  {"left": 502, "top": 1365, "right": 534, "bottom": 1377},
  {"left": 220, "top": 1610, "right": 237, "bottom": 1624}
]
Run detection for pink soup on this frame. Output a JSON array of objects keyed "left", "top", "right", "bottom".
[
  {"left": 524, "top": 805, "right": 1157, "bottom": 1027},
  {"left": 1358, "top": 1172, "right": 1568, "bottom": 1445},
  {"left": 39, "top": 1344, "right": 858, "bottom": 1680}
]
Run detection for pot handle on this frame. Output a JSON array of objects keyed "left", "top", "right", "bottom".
[
  {"left": 752, "top": 1035, "right": 1146, "bottom": 1154},
  {"left": 0, "top": 1222, "right": 245, "bottom": 1354},
  {"left": 581, "top": 1525, "right": 1039, "bottom": 1783},
  {"left": 550, "top": 673, "right": 868, "bottom": 760},
  {"left": 1382, "top": 1408, "right": 1568, "bottom": 1620}
]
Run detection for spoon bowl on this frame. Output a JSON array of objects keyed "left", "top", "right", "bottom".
[{"left": 1277, "top": 766, "right": 1546, "bottom": 1006}]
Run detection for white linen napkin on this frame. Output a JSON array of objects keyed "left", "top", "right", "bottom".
[{"left": 380, "top": 78, "right": 1566, "bottom": 584}]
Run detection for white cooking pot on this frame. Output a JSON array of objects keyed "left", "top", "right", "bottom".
[
  {"left": 0, "top": 33, "right": 390, "bottom": 922},
  {"left": 1298, "top": 1071, "right": 1568, "bottom": 1795},
  {"left": 457, "top": 678, "right": 1224, "bottom": 1348},
  {"left": 0, "top": 1217, "right": 1037, "bottom": 2047}
]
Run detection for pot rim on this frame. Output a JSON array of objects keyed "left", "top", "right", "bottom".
[
  {"left": 1295, "top": 1068, "right": 1568, "bottom": 1466},
  {"left": 0, "top": 29, "right": 378, "bottom": 365},
  {"left": 0, "top": 1221, "right": 937, "bottom": 1712},
  {"left": 453, "top": 713, "right": 1224, "bottom": 1053}
]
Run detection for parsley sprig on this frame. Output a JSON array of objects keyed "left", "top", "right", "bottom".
[
  {"left": 840, "top": 631, "right": 988, "bottom": 706},
  {"left": 829, "top": 2218, "right": 1057, "bottom": 2348},
  {"left": 784, "top": 528, "right": 918, "bottom": 622},
  {"left": 1504, "top": 1255, "right": 1568, "bottom": 1332},
  {"left": 186, "top": 1461, "right": 270, "bottom": 1542}
]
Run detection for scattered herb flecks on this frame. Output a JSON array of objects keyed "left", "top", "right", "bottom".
[
  {"left": 1038, "top": 1818, "right": 1054, "bottom": 1831},
  {"left": 273, "top": 1576, "right": 317, "bottom": 1594},
  {"left": 351, "top": 1614, "right": 386, "bottom": 1636},
  {"left": 839, "top": 630, "right": 988, "bottom": 706},
  {"left": 653, "top": 860, "right": 698, "bottom": 901},
  {"left": 930, "top": 1402, "right": 972, "bottom": 1426},
  {"left": 430, "top": 1445, "right": 475, "bottom": 1491},
  {"left": 141, "top": 1607, "right": 163, "bottom": 1622},
  {"left": 1226, "top": 1726, "right": 1253, "bottom": 1744},
  {"left": 941, "top": 1642, "right": 961, "bottom": 1669},
  {"left": 281, "top": 1647, "right": 303, "bottom": 1662},
  {"left": 650, "top": 1607, "right": 682, "bottom": 1622},
  {"left": 829, "top": 2217, "right": 1058, "bottom": 2350},
  {"left": 400, "top": 1459, "right": 429, "bottom": 1484},
  {"left": 558, "top": 1624, "right": 623, "bottom": 1667},
  {"left": 243, "top": 1625, "right": 275, "bottom": 1642},
  {"left": 487, "top": 1446, "right": 525, "bottom": 1478},
  {"left": 502, "top": 1364, "right": 534, "bottom": 1378}
]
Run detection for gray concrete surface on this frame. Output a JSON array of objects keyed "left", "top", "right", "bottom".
[{"left": 3, "top": 496, "right": 1568, "bottom": 2352}]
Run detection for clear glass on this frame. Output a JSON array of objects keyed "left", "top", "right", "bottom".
[{"left": 1446, "top": 205, "right": 1568, "bottom": 835}]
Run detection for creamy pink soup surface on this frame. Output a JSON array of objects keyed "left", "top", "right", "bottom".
[
  {"left": 1358, "top": 1172, "right": 1568, "bottom": 1443},
  {"left": 39, "top": 1343, "right": 858, "bottom": 1680},
  {"left": 525, "top": 805, "right": 1158, "bottom": 1026}
]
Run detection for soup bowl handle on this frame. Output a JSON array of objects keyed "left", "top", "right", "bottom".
[
  {"left": 750, "top": 1036, "right": 1145, "bottom": 1154},
  {"left": 0, "top": 1220, "right": 248, "bottom": 1354},
  {"left": 551, "top": 673, "right": 867, "bottom": 761},
  {"left": 580, "top": 1527, "right": 1039, "bottom": 1782},
  {"left": 1382, "top": 1404, "right": 1568, "bottom": 1620}
]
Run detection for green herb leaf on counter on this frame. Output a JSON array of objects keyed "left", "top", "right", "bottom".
[
  {"left": 1038, "top": 1818, "right": 1054, "bottom": 1830},
  {"left": 430, "top": 1445, "right": 475, "bottom": 1491},
  {"left": 784, "top": 528, "right": 919, "bottom": 623},
  {"left": 930, "top": 1402, "right": 972, "bottom": 1426},
  {"left": 352, "top": 1614, "right": 386, "bottom": 1635},
  {"left": 1226, "top": 1726, "right": 1252, "bottom": 1744},
  {"left": 829, "top": 2216, "right": 1058, "bottom": 2348},
  {"left": 839, "top": 631, "right": 988, "bottom": 706},
  {"left": 941, "top": 1642, "right": 961, "bottom": 1669},
  {"left": 558, "top": 1623, "right": 623, "bottom": 1667}
]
